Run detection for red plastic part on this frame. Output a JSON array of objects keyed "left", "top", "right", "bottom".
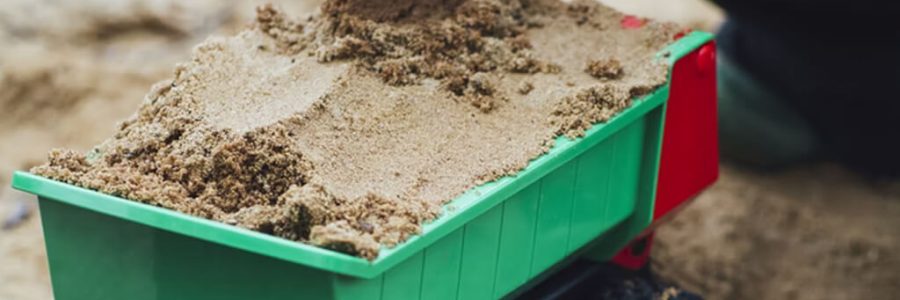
[
  {"left": 610, "top": 233, "right": 654, "bottom": 270},
  {"left": 612, "top": 41, "right": 719, "bottom": 270},
  {"left": 653, "top": 41, "right": 719, "bottom": 221},
  {"left": 620, "top": 15, "right": 647, "bottom": 29},
  {"left": 672, "top": 29, "right": 691, "bottom": 41}
]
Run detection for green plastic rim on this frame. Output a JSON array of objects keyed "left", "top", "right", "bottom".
[{"left": 12, "top": 31, "right": 713, "bottom": 279}]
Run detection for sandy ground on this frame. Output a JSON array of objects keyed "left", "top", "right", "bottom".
[
  {"left": 653, "top": 165, "right": 900, "bottom": 300},
  {"left": 1, "top": 1, "right": 898, "bottom": 300}
]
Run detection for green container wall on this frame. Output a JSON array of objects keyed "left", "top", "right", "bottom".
[{"left": 13, "top": 32, "right": 713, "bottom": 300}]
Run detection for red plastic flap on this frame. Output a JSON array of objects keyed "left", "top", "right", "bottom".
[{"left": 653, "top": 41, "right": 719, "bottom": 220}]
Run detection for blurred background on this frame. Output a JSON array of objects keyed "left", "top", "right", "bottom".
[{"left": 0, "top": 1, "right": 897, "bottom": 299}]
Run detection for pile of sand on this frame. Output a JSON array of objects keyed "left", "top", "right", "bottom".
[{"left": 33, "top": 0, "right": 677, "bottom": 259}]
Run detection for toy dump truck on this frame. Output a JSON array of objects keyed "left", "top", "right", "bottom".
[{"left": 12, "top": 29, "right": 717, "bottom": 300}]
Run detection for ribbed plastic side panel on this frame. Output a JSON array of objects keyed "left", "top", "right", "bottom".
[
  {"left": 34, "top": 106, "right": 659, "bottom": 300},
  {"left": 332, "top": 274, "right": 383, "bottom": 299},
  {"left": 331, "top": 115, "right": 658, "bottom": 300},
  {"left": 567, "top": 136, "right": 616, "bottom": 252},
  {"left": 456, "top": 205, "right": 503, "bottom": 299},
  {"left": 493, "top": 183, "right": 541, "bottom": 297},
  {"left": 38, "top": 199, "right": 336, "bottom": 300},
  {"left": 382, "top": 252, "right": 424, "bottom": 299},
  {"left": 420, "top": 229, "right": 465, "bottom": 299},
  {"left": 608, "top": 118, "right": 646, "bottom": 226},
  {"left": 530, "top": 161, "right": 578, "bottom": 275}
]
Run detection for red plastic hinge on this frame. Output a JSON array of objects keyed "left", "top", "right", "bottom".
[{"left": 611, "top": 233, "right": 655, "bottom": 270}]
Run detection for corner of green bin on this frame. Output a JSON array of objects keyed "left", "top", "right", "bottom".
[
  {"left": 659, "top": 31, "right": 714, "bottom": 65},
  {"left": 10, "top": 171, "right": 39, "bottom": 193}
]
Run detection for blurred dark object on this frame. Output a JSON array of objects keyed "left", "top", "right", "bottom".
[
  {"left": 716, "top": 0, "right": 900, "bottom": 177},
  {"left": 3, "top": 200, "right": 33, "bottom": 230},
  {"left": 519, "top": 259, "right": 702, "bottom": 300}
]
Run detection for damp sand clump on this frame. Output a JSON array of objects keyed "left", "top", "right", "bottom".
[{"left": 33, "top": 0, "right": 679, "bottom": 259}]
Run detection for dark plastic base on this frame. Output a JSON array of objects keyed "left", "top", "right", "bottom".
[{"left": 518, "top": 260, "right": 702, "bottom": 300}]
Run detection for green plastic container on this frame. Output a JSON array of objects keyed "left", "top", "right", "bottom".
[{"left": 12, "top": 32, "right": 712, "bottom": 300}]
